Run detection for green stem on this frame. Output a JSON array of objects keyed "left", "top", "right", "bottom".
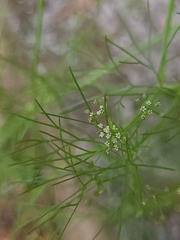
[{"left": 157, "top": 0, "right": 174, "bottom": 85}]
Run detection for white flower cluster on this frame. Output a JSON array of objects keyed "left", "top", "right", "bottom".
[
  {"left": 84, "top": 105, "right": 105, "bottom": 123},
  {"left": 85, "top": 101, "right": 126, "bottom": 154},
  {"left": 139, "top": 99, "right": 161, "bottom": 120},
  {"left": 140, "top": 100, "right": 153, "bottom": 119},
  {"left": 97, "top": 123, "right": 123, "bottom": 154}
]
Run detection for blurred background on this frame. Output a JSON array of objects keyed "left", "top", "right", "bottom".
[{"left": 0, "top": 0, "right": 180, "bottom": 239}]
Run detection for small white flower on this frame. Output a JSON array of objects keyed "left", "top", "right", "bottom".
[
  {"left": 141, "top": 114, "right": 145, "bottom": 120},
  {"left": 148, "top": 110, "right": 152, "bottom": 115},
  {"left": 140, "top": 106, "right": 146, "bottom": 112},
  {"left": 103, "top": 126, "right": 110, "bottom": 133},
  {"left": 146, "top": 100, "right": 152, "bottom": 106},
  {"left": 115, "top": 132, "right": 121, "bottom": 139},
  {"left": 88, "top": 118, "right": 92, "bottom": 122},
  {"left": 99, "top": 132, "right": 105, "bottom": 138},
  {"left": 96, "top": 110, "right": 101, "bottom": 115},
  {"left": 97, "top": 123, "right": 103, "bottom": 129},
  {"left": 106, "top": 133, "right": 111, "bottom": 139},
  {"left": 89, "top": 112, "right": 94, "bottom": 117},
  {"left": 135, "top": 98, "right": 140, "bottom": 103},
  {"left": 105, "top": 141, "right": 110, "bottom": 147},
  {"left": 96, "top": 105, "right": 104, "bottom": 116}
]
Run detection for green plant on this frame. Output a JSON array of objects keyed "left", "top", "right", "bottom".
[{"left": 1, "top": 0, "right": 180, "bottom": 239}]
